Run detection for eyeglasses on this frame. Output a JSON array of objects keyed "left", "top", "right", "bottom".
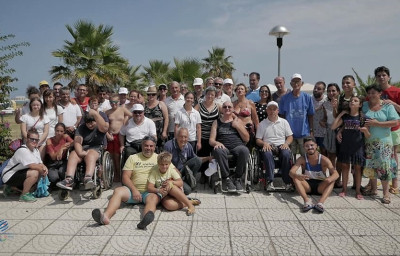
[
  {"left": 222, "top": 105, "right": 232, "bottom": 109},
  {"left": 260, "top": 90, "right": 269, "bottom": 93},
  {"left": 28, "top": 137, "right": 39, "bottom": 143},
  {"left": 133, "top": 111, "right": 144, "bottom": 115},
  {"left": 214, "top": 83, "right": 222, "bottom": 86},
  {"left": 147, "top": 93, "right": 157, "bottom": 96},
  {"left": 110, "top": 100, "right": 119, "bottom": 104}
]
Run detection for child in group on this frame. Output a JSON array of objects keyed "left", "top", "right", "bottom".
[
  {"left": 331, "top": 95, "right": 370, "bottom": 200},
  {"left": 147, "top": 151, "right": 196, "bottom": 216}
]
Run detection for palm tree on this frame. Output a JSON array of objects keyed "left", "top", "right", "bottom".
[
  {"left": 169, "top": 57, "right": 203, "bottom": 86},
  {"left": 121, "top": 64, "right": 143, "bottom": 91},
  {"left": 202, "top": 47, "right": 235, "bottom": 78},
  {"left": 141, "top": 60, "right": 170, "bottom": 85},
  {"left": 50, "top": 20, "right": 129, "bottom": 91}
]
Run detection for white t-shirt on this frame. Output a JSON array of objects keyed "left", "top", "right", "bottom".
[
  {"left": 175, "top": 107, "right": 202, "bottom": 141},
  {"left": 98, "top": 99, "right": 112, "bottom": 112},
  {"left": 20, "top": 113, "right": 50, "bottom": 138},
  {"left": 61, "top": 102, "right": 82, "bottom": 127},
  {"left": 1, "top": 146, "right": 42, "bottom": 183},
  {"left": 256, "top": 117, "right": 293, "bottom": 146},
  {"left": 120, "top": 117, "right": 157, "bottom": 143},
  {"left": 45, "top": 106, "right": 64, "bottom": 138},
  {"left": 165, "top": 95, "right": 185, "bottom": 133},
  {"left": 214, "top": 93, "right": 231, "bottom": 105}
]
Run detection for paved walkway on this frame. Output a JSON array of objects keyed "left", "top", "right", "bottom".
[{"left": 0, "top": 178, "right": 400, "bottom": 255}]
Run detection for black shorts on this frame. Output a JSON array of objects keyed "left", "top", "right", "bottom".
[
  {"left": 306, "top": 179, "right": 322, "bottom": 195},
  {"left": 5, "top": 169, "right": 29, "bottom": 190}
]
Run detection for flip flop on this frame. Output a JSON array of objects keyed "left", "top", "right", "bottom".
[
  {"left": 186, "top": 208, "right": 195, "bottom": 216},
  {"left": 187, "top": 197, "right": 201, "bottom": 206},
  {"left": 382, "top": 197, "right": 391, "bottom": 204},
  {"left": 314, "top": 203, "right": 325, "bottom": 213},
  {"left": 338, "top": 192, "right": 346, "bottom": 197}
]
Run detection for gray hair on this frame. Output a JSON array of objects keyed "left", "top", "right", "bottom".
[{"left": 205, "top": 86, "right": 217, "bottom": 94}]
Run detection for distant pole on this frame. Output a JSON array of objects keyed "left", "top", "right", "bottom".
[{"left": 269, "top": 26, "right": 290, "bottom": 77}]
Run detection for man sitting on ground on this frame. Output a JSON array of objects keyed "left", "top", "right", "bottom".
[
  {"left": 164, "top": 127, "right": 212, "bottom": 194},
  {"left": 91, "top": 136, "right": 160, "bottom": 229},
  {"left": 289, "top": 137, "right": 338, "bottom": 213}
]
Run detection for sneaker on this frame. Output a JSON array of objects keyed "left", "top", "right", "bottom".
[
  {"left": 19, "top": 193, "right": 37, "bottom": 203},
  {"left": 285, "top": 183, "right": 294, "bottom": 192},
  {"left": 56, "top": 178, "right": 74, "bottom": 190},
  {"left": 84, "top": 178, "right": 95, "bottom": 190},
  {"left": 234, "top": 178, "right": 243, "bottom": 192},
  {"left": 225, "top": 178, "right": 237, "bottom": 192},
  {"left": 3, "top": 185, "right": 13, "bottom": 198},
  {"left": 137, "top": 211, "right": 155, "bottom": 230},
  {"left": 266, "top": 181, "right": 275, "bottom": 191}
]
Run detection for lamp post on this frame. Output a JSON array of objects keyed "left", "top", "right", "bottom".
[{"left": 269, "top": 25, "right": 290, "bottom": 76}]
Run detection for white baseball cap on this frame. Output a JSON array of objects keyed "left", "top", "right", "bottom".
[
  {"left": 132, "top": 104, "right": 144, "bottom": 111},
  {"left": 118, "top": 87, "right": 128, "bottom": 94},
  {"left": 223, "top": 78, "right": 233, "bottom": 85},
  {"left": 193, "top": 78, "right": 203, "bottom": 86},
  {"left": 291, "top": 73, "right": 302, "bottom": 80}
]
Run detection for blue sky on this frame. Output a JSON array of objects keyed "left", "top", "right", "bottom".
[{"left": 2, "top": 0, "right": 400, "bottom": 97}]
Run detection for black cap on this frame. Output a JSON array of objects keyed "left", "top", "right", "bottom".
[{"left": 158, "top": 84, "right": 167, "bottom": 90}]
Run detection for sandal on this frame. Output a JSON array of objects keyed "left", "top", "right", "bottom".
[
  {"left": 338, "top": 192, "right": 346, "bottom": 197},
  {"left": 355, "top": 194, "right": 364, "bottom": 200},
  {"left": 187, "top": 208, "right": 195, "bottom": 216},
  {"left": 314, "top": 203, "right": 325, "bottom": 213},
  {"left": 187, "top": 197, "right": 201, "bottom": 206},
  {"left": 362, "top": 189, "right": 378, "bottom": 196},
  {"left": 302, "top": 201, "right": 314, "bottom": 212},
  {"left": 382, "top": 197, "right": 391, "bottom": 204},
  {"left": 389, "top": 186, "right": 399, "bottom": 195}
]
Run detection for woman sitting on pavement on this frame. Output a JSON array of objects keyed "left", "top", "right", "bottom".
[{"left": 1, "top": 128, "right": 49, "bottom": 202}]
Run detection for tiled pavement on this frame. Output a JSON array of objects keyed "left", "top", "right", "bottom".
[{"left": 1, "top": 178, "right": 400, "bottom": 256}]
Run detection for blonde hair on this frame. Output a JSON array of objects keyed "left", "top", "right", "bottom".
[{"left": 157, "top": 151, "right": 172, "bottom": 164}]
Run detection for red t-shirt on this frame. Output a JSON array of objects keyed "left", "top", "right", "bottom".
[
  {"left": 382, "top": 86, "right": 400, "bottom": 131},
  {"left": 73, "top": 97, "right": 90, "bottom": 111},
  {"left": 46, "top": 135, "right": 73, "bottom": 160}
]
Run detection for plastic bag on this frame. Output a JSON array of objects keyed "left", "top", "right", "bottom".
[
  {"left": 33, "top": 176, "right": 50, "bottom": 198},
  {"left": 205, "top": 159, "right": 218, "bottom": 177}
]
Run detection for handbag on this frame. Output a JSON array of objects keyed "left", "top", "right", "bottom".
[{"left": 9, "top": 116, "right": 41, "bottom": 152}]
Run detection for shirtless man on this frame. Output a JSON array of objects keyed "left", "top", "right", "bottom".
[{"left": 106, "top": 94, "right": 133, "bottom": 181}]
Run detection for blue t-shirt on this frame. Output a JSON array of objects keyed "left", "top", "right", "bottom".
[
  {"left": 164, "top": 139, "right": 197, "bottom": 171},
  {"left": 246, "top": 88, "right": 260, "bottom": 102},
  {"left": 279, "top": 92, "right": 315, "bottom": 138}
]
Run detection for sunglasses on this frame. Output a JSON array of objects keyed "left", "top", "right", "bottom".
[
  {"left": 260, "top": 90, "right": 269, "bottom": 93},
  {"left": 222, "top": 105, "right": 232, "bottom": 109},
  {"left": 133, "top": 111, "right": 144, "bottom": 115},
  {"left": 147, "top": 93, "right": 157, "bottom": 96},
  {"left": 214, "top": 83, "right": 222, "bottom": 86},
  {"left": 28, "top": 137, "right": 39, "bottom": 143}
]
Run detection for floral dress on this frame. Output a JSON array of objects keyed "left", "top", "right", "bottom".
[{"left": 362, "top": 102, "right": 399, "bottom": 181}]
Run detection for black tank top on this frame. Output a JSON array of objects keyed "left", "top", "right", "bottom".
[{"left": 216, "top": 119, "right": 244, "bottom": 150}]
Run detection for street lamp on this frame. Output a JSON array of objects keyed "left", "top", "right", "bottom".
[{"left": 269, "top": 25, "right": 290, "bottom": 76}]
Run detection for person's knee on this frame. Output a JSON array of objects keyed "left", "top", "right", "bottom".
[
  {"left": 27, "top": 169, "right": 40, "bottom": 180},
  {"left": 145, "top": 193, "right": 159, "bottom": 205}
]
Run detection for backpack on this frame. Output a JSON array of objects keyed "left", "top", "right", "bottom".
[{"left": 0, "top": 159, "right": 11, "bottom": 186}]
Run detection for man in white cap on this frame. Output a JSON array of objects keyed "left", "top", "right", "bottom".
[
  {"left": 279, "top": 73, "right": 314, "bottom": 157},
  {"left": 119, "top": 104, "right": 157, "bottom": 162},
  {"left": 193, "top": 78, "right": 204, "bottom": 105},
  {"left": 118, "top": 87, "right": 129, "bottom": 106},
  {"left": 256, "top": 101, "right": 293, "bottom": 190},
  {"left": 223, "top": 78, "right": 237, "bottom": 102}
]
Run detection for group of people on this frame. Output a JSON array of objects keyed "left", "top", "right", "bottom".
[{"left": 1, "top": 65, "right": 399, "bottom": 229}]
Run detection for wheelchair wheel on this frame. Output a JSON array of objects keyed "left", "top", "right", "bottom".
[
  {"left": 58, "top": 189, "right": 70, "bottom": 201},
  {"left": 101, "top": 151, "right": 114, "bottom": 190},
  {"left": 252, "top": 149, "right": 261, "bottom": 184},
  {"left": 92, "top": 185, "right": 102, "bottom": 199}
]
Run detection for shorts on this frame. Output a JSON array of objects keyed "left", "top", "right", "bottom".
[
  {"left": 392, "top": 129, "right": 400, "bottom": 146},
  {"left": 5, "top": 169, "right": 29, "bottom": 190},
  {"left": 315, "top": 137, "right": 325, "bottom": 150},
  {"left": 306, "top": 179, "right": 322, "bottom": 195},
  {"left": 123, "top": 186, "right": 162, "bottom": 204},
  {"left": 107, "top": 134, "right": 121, "bottom": 154}
]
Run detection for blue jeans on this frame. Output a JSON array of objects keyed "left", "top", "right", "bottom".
[{"left": 260, "top": 147, "right": 292, "bottom": 184}]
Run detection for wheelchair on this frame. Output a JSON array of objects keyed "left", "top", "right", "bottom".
[
  {"left": 255, "top": 146, "right": 294, "bottom": 192},
  {"left": 210, "top": 147, "right": 254, "bottom": 194},
  {"left": 58, "top": 147, "right": 114, "bottom": 200}
]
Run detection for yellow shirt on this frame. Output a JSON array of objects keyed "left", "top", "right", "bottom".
[
  {"left": 148, "top": 164, "right": 181, "bottom": 188},
  {"left": 123, "top": 153, "right": 158, "bottom": 192}
]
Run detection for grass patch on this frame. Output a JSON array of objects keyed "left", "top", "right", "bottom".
[{"left": 1, "top": 114, "right": 20, "bottom": 140}]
